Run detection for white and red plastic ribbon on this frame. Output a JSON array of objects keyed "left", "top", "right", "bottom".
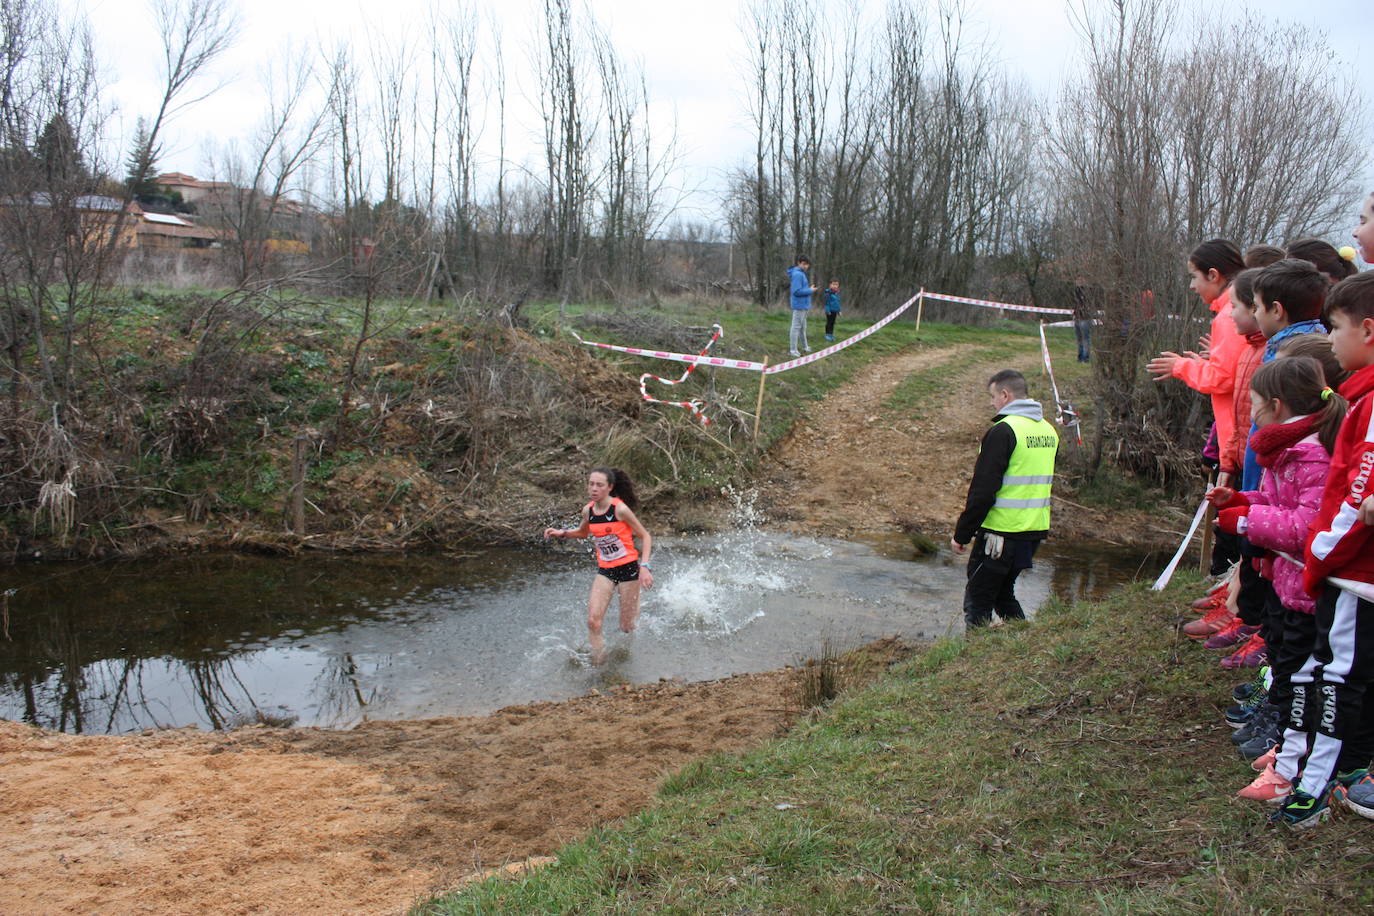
[
  {"left": 634, "top": 323, "right": 724, "bottom": 426},
  {"left": 570, "top": 287, "right": 1067, "bottom": 423}
]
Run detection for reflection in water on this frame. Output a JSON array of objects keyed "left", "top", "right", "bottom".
[{"left": 0, "top": 534, "right": 1162, "bottom": 735}]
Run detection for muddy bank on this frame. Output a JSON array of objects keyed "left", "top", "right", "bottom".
[{"left": 0, "top": 639, "right": 912, "bottom": 916}]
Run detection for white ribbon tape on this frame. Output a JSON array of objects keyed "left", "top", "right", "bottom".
[
  {"left": 922, "top": 291, "right": 1073, "bottom": 316},
  {"left": 1151, "top": 497, "right": 1210, "bottom": 591}
]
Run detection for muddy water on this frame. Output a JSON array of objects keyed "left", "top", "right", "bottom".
[{"left": 0, "top": 532, "right": 1162, "bottom": 734}]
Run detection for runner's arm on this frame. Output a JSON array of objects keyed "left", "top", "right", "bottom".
[
  {"left": 545, "top": 506, "right": 592, "bottom": 540},
  {"left": 619, "top": 505, "right": 654, "bottom": 588}
]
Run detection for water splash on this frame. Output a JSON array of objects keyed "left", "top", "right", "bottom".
[{"left": 641, "top": 486, "right": 786, "bottom": 637}]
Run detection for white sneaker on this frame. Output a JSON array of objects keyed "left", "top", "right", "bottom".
[
  {"left": 803, "top": 346, "right": 812, "bottom": 353},
  {"left": 789, "top": 349, "right": 800, "bottom": 357}
]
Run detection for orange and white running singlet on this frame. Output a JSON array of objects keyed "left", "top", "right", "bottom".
[{"left": 587, "top": 498, "right": 638, "bottom": 568}]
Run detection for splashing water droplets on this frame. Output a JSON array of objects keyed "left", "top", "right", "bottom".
[{"left": 642, "top": 487, "right": 783, "bottom": 637}]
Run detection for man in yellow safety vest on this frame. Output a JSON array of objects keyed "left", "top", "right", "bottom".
[{"left": 949, "top": 369, "right": 1059, "bottom": 629}]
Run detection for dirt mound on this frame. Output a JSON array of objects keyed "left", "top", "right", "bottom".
[{"left": 0, "top": 668, "right": 812, "bottom": 915}]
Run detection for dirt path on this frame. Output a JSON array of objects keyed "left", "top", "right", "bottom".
[
  {"left": 757, "top": 340, "right": 1174, "bottom": 548},
  {"left": 759, "top": 342, "right": 1008, "bottom": 538}
]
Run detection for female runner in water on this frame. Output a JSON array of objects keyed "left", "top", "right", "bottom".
[{"left": 544, "top": 466, "right": 653, "bottom": 664}]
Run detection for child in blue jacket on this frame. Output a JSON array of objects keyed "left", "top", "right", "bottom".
[{"left": 823, "top": 279, "right": 841, "bottom": 341}]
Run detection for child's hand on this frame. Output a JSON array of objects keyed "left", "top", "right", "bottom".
[
  {"left": 1206, "top": 487, "right": 1248, "bottom": 509},
  {"left": 640, "top": 567, "right": 653, "bottom": 590},
  {"left": 1360, "top": 495, "right": 1374, "bottom": 527},
  {"left": 949, "top": 538, "right": 967, "bottom": 555},
  {"left": 1146, "top": 352, "right": 1182, "bottom": 379},
  {"left": 543, "top": 527, "right": 562, "bottom": 540}
]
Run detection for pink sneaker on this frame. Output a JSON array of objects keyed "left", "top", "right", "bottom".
[
  {"left": 1221, "top": 632, "right": 1268, "bottom": 669},
  {"left": 1238, "top": 763, "right": 1292, "bottom": 803},
  {"left": 1191, "top": 582, "right": 1230, "bottom": 611},
  {"left": 1251, "top": 744, "right": 1278, "bottom": 772},
  {"left": 1205, "top": 620, "right": 1259, "bottom": 649}
]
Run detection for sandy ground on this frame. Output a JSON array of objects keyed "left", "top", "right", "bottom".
[
  {"left": 0, "top": 670, "right": 812, "bottom": 915},
  {"left": 1, "top": 341, "right": 1167, "bottom": 915}
]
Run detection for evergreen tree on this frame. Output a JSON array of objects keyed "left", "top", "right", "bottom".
[
  {"left": 124, "top": 118, "right": 161, "bottom": 199},
  {"left": 33, "top": 112, "right": 87, "bottom": 189}
]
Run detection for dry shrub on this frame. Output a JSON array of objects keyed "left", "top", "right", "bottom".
[{"left": 159, "top": 397, "right": 230, "bottom": 459}]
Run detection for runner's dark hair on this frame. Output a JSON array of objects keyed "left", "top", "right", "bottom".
[{"left": 591, "top": 466, "right": 639, "bottom": 510}]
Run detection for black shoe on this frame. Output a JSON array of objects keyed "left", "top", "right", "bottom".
[
  {"left": 1232, "top": 681, "right": 1261, "bottom": 702},
  {"left": 1232, "top": 705, "right": 1280, "bottom": 744},
  {"left": 1226, "top": 688, "right": 1270, "bottom": 728},
  {"left": 1238, "top": 727, "right": 1281, "bottom": 761}
]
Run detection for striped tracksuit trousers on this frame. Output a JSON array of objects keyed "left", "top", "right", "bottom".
[{"left": 1275, "top": 584, "right": 1374, "bottom": 795}]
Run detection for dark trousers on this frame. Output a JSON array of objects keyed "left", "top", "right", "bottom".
[
  {"left": 1211, "top": 530, "right": 1241, "bottom": 577},
  {"left": 1286, "top": 586, "right": 1374, "bottom": 795},
  {"left": 1235, "top": 558, "right": 1273, "bottom": 628},
  {"left": 963, "top": 536, "right": 1037, "bottom": 628},
  {"left": 1266, "top": 595, "right": 1318, "bottom": 711},
  {"left": 1073, "top": 319, "right": 1091, "bottom": 362},
  {"left": 824, "top": 312, "right": 838, "bottom": 336}
]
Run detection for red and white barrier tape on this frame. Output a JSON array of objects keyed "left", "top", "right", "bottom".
[
  {"left": 1038, "top": 321, "right": 1082, "bottom": 446},
  {"left": 570, "top": 293, "right": 920, "bottom": 377},
  {"left": 568, "top": 329, "right": 765, "bottom": 371},
  {"left": 637, "top": 324, "right": 724, "bottom": 425},
  {"left": 923, "top": 291, "right": 1072, "bottom": 316},
  {"left": 765, "top": 292, "right": 920, "bottom": 373}
]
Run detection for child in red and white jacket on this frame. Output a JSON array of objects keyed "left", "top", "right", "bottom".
[
  {"left": 1270, "top": 270, "right": 1374, "bottom": 827},
  {"left": 1207, "top": 355, "right": 1346, "bottom": 803}
]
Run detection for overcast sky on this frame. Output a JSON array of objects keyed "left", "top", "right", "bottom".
[{"left": 81, "top": 0, "right": 1372, "bottom": 224}]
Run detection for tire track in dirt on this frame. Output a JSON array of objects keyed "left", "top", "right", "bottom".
[{"left": 758, "top": 340, "right": 1042, "bottom": 539}]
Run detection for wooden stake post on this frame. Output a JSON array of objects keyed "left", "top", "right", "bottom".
[
  {"left": 291, "top": 436, "right": 308, "bottom": 536},
  {"left": 915, "top": 289, "right": 925, "bottom": 333},
  {"left": 1199, "top": 471, "right": 1216, "bottom": 573}
]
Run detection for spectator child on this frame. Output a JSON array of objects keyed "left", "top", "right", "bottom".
[
  {"left": 1190, "top": 268, "right": 1268, "bottom": 650},
  {"left": 1147, "top": 240, "right": 1247, "bottom": 479},
  {"left": 1244, "top": 244, "right": 1287, "bottom": 269},
  {"left": 1148, "top": 240, "right": 1247, "bottom": 591},
  {"left": 1205, "top": 356, "right": 1346, "bottom": 801},
  {"left": 1287, "top": 238, "right": 1359, "bottom": 284},
  {"left": 1202, "top": 260, "right": 1333, "bottom": 666},
  {"left": 1270, "top": 272, "right": 1374, "bottom": 827},
  {"left": 823, "top": 279, "right": 842, "bottom": 342}
]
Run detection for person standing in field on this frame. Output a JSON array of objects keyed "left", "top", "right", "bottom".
[
  {"left": 787, "top": 255, "right": 817, "bottom": 357},
  {"left": 1072, "top": 280, "right": 1092, "bottom": 363},
  {"left": 823, "top": 279, "right": 842, "bottom": 342},
  {"left": 950, "top": 369, "right": 1059, "bottom": 630},
  {"left": 544, "top": 466, "right": 653, "bottom": 666}
]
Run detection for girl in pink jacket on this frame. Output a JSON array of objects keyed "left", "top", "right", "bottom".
[{"left": 1208, "top": 355, "right": 1348, "bottom": 802}]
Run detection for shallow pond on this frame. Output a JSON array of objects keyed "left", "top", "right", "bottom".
[{"left": 0, "top": 526, "right": 1163, "bottom": 734}]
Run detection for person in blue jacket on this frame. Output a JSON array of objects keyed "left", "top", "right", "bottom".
[
  {"left": 788, "top": 255, "right": 817, "bottom": 357},
  {"left": 823, "top": 279, "right": 842, "bottom": 341}
]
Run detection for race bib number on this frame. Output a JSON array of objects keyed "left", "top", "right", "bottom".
[{"left": 594, "top": 533, "right": 627, "bottom": 562}]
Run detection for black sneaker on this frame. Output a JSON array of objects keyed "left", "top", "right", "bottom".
[
  {"left": 1232, "top": 704, "right": 1280, "bottom": 744},
  {"left": 1226, "top": 688, "right": 1271, "bottom": 728},
  {"left": 1238, "top": 727, "right": 1281, "bottom": 761},
  {"left": 1268, "top": 787, "right": 1332, "bottom": 829}
]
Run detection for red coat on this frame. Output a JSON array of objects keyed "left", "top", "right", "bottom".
[{"left": 1304, "top": 364, "right": 1374, "bottom": 595}]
